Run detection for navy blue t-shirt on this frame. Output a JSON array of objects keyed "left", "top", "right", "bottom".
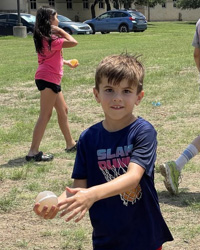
[{"left": 72, "top": 117, "right": 173, "bottom": 250}]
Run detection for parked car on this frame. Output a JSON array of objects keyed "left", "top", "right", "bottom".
[
  {"left": 84, "top": 9, "right": 147, "bottom": 34},
  {"left": 57, "top": 15, "right": 92, "bottom": 35},
  {"left": 0, "top": 13, "right": 35, "bottom": 36}
]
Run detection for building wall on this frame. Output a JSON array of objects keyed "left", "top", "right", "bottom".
[
  {"left": 0, "top": 0, "right": 27, "bottom": 13},
  {"left": 0, "top": 0, "right": 200, "bottom": 22},
  {"left": 144, "top": 1, "right": 200, "bottom": 22},
  {"left": 54, "top": 0, "right": 113, "bottom": 21},
  {"left": 56, "top": 1, "right": 92, "bottom": 21}
]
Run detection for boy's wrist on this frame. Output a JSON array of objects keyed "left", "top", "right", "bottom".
[{"left": 88, "top": 186, "right": 99, "bottom": 203}]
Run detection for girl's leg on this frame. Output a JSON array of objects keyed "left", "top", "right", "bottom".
[
  {"left": 54, "top": 91, "right": 76, "bottom": 150},
  {"left": 27, "top": 88, "right": 57, "bottom": 156}
]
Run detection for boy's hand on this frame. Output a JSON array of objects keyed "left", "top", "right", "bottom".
[
  {"left": 33, "top": 203, "right": 59, "bottom": 220},
  {"left": 58, "top": 187, "right": 96, "bottom": 223}
]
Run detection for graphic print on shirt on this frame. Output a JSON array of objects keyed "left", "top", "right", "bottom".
[{"left": 97, "top": 144, "right": 142, "bottom": 206}]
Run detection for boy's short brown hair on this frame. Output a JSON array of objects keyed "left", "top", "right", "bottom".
[{"left": 95, "top": 53, "right": 144, "bottom": 94}]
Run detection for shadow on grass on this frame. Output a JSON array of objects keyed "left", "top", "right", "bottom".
[
  {"left": 176, "top": 21, "right": 196, "bottom": 25},
  {"left": 158, "top": 190, "right": 200, "bottom": 208},
  {"left": 148, "top": 21, "right": 196, "bottom": 26},
  {"left": 0, "top": 157, "right": 37, "bottom": 168}
]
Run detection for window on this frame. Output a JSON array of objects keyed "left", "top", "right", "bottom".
[
  {"left": 30, "top": 0, "right": 36, "bottom": 10},
  {"left": 49, "top": 0, "right": 55, "bottom": 7},
  {"left": 98, "top": 12, "right": 112, "bottom": 20},
  {"left": 173, "top": 0, "right": 177, "bottom": 8},
  {"left": 66, "top": 0, "right": 72, "bottom": 9},
  {"left": 99, "top": 0, "right": 104, "bottom": 9},
  {"left": 0, "top": 14, "right": 7, "bottom": 22},
  {"left": 83, "top": 0, "right": 89, "bottom": 9},
  {"left": 162, "top": 3, "right": 166, "bottom": 8},
  {"left": 8, "top": 14, "right": 18, "bottom": 24},
  {"left": 113, "top": 12, "right": 127, "bottom": 18}
]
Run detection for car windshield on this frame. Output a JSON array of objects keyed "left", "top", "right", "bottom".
[
  {"left": 21, "top": 14, "right": 35, "bottom": 23},
  {"left": 58, "top": 15, "right": 71, "bottom": 22}
]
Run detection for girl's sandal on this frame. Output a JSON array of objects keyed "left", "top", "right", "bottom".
[
  {"left": 65, "top": 141, "right": 77, "bottom": 153},
  {"left": 26, "top": 151, "right": 54, "bottom": 162}
]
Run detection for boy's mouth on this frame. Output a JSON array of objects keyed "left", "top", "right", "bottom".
[{"left": 111, "top": 106, "right": 123, "bottom": 109}]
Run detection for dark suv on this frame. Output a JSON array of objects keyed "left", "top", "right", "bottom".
[
  {"left": 84, "top": 9, "right": 147, "bottom": 34},
  {"left": 0, "top": 13, "right": 35, "bottom": 36}
]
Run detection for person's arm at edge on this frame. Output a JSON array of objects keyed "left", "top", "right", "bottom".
[{"left": 194, "top": 47, "right": 200, "bottom": 72}]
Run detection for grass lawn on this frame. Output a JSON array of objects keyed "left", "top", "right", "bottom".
[{"left": 0, "top": 22, "right": 200, "bottom": 249}]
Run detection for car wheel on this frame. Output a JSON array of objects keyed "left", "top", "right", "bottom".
[
  {"left": 119, "top": 25, "right": 129, "bottom": 33},
  {"left": 63, "top": 28, "right": 72, "bottom": 35},
  {"left": 88, "top": 25, "right": 95, "bottom": 34},
  {"left": 101, "top": 32, "right": 110, "bottom": 34}
]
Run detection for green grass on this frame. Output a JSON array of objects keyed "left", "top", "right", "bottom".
[{"left": 0, "top": 22, "right": 200, "bottom": 249}]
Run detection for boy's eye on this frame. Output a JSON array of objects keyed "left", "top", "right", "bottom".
[
  {"left": 124, "top": 89, "right": 131, "bottom": 94},
  {"left": 105, "top": 88, "right": 113, "bottom": 92}
]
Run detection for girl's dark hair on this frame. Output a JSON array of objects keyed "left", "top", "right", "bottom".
[{"left": 33, "top": 6, "right": 57, "bottom": 54}]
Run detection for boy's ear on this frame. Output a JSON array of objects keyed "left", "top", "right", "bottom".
[
  {"left": 135, "top": 90, "right": 144, "bottom": 106},
  {"left": 93, "top": 87, "right": 100, "bottom": 103}
]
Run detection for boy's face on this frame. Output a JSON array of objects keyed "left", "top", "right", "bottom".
[{"left": 93, "top": 77, "right": 144, "bottom": 127}]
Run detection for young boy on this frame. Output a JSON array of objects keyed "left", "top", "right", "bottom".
[{"left": 34, "top": 54, "right": 173, "bottom": 250}]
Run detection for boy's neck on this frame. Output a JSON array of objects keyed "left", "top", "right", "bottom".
[{"left": 102, "top": 115, "right": 137, "bottom": 132}]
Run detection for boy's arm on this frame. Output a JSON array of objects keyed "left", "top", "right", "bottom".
[
  {"left": 59, "top": 163, "right": 145, "bottom": 222},
  {"left": 91, "top": 163, "right": 144, "bottom": 200},
  {"left": 33, "top": 179, "right": 87, "bottom": 220}
]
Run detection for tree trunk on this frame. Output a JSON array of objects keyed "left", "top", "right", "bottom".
[
  {"left": 113, "top": 0, "right": 119, "bottom": 9},
  {"left": 148, "top": 1, "right": 150, "bottom": 22},
  {"left": 91, "top": 0, "right": 99, "bottom": 19},
  {"left": 105, "top": 0, "right": 111, "bottom": 11}
]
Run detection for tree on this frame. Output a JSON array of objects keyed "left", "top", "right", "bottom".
[
  {"left": 90, "top": 0, "right": 166, "bottom": 20},
  {"left": 111, "top": 0, "right": 135, "bottom": 9},
  {"left": 176, "top": 0, "right": 200, "bottom": 9},
  {"left": 134, "top": 0, "right": 166, "bottom": 21},
  {"left": 91, "top": 0, "right": 111, "bottom": 18},
  {"left": 110, "top": 0, "right": 166, "bottom": 10},
  {"left": 105, "top": 0, "right": 111, "bottom": 10},
  {"left": 91, "top": 0, "right": 99, "bottom": 18},
  {"left": 134, "top": 0, "right": 166, "bottom": 8}
]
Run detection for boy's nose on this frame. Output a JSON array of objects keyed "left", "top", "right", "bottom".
[{"left": 113, "top": 92, "right": 122, "bottom": 101}]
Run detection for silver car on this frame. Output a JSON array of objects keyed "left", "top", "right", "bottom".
[{"left": 58, "top": 15, "right": 92, "bottom": 35}]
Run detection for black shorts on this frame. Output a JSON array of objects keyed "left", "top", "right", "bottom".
[{"left": 35, "top": 79, "right": 61, "bottom": 93}]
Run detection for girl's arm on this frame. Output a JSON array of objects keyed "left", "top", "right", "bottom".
[
  {"left": 58, "top": 163, "right": 145, "bottom": 222},
  {"left": 51, "top": 25, "right": 78, "bottom": 48}
]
